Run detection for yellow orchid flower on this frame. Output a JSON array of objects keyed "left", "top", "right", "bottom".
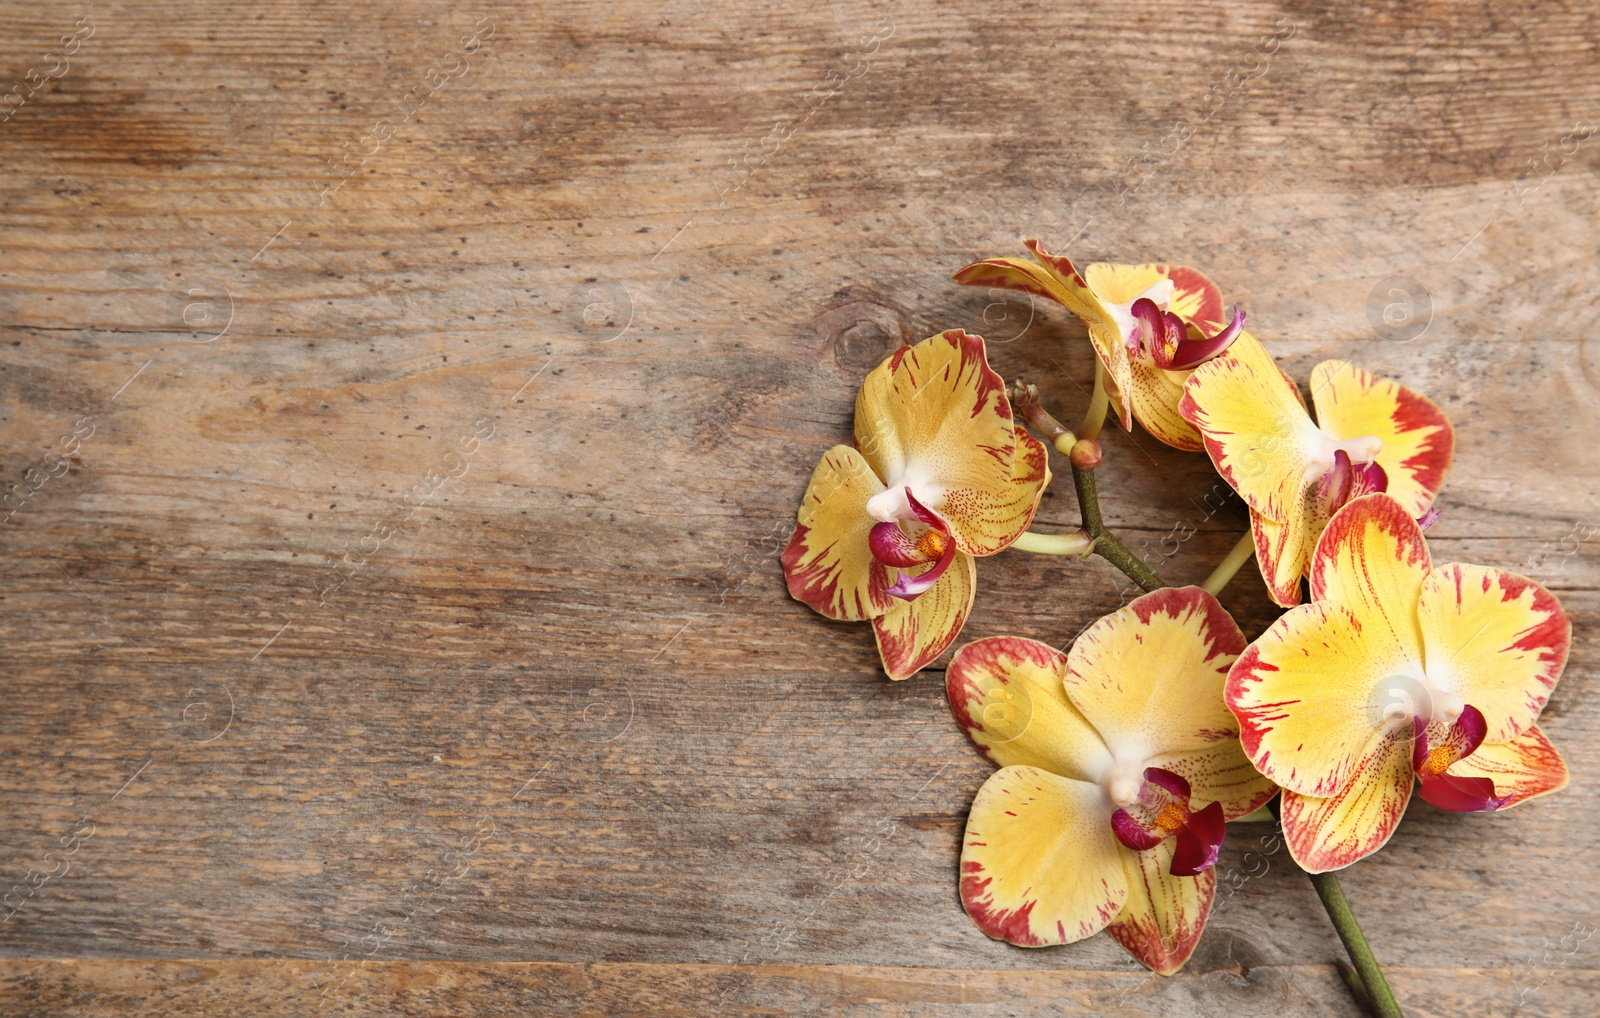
[
  {"left": 781, "top": 329, "right": 1051, "bottom": 680},
  {"left": 1227, "top": 493, "right": 1570, "bottom": 873},
  {"left": 947, "top": 588, "right": 1276, "bottom": 973},
  {"left": 1180, "top": 341, "right": 1454, "bottom": 606},
  {"left": 953, "top": 239, "right": 1245, "bottom": 450}
]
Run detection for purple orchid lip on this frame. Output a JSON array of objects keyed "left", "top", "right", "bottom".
[
  {"left": 869, "top": 488, "right": 958, "bottom": 602},
  {"left": 1319, "top": 449, "right": 1389, "bottom": 515},
  {"left": 1108, "top": 766, "right": 1227, "bottom": 876},
  {"left": 1413, "top": 704, "right": 1509, "bottom": 812},
  {"left": 1417, "top": 506, "right": 1443, "bottom": 530},
  {"left": 1131, "top": 300, "right": 1248, "bottom": 371}
]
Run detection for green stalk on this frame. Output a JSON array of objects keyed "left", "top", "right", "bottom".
[
  {"left": 1307, "top": 870, "right": 1405, "bottom": 1017},
  {"left": 1072, "top": 463, "right": 1164, "bottom": 592},
  {"left": 1201, "top": 531, "right": 1256, "bottom": 596},
  {"left": 1079, "top": 358, "right": 1110, "bottom": 442}
]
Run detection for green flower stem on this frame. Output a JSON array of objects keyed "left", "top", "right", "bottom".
[
  {"left": 1011, "top": 529, "right": 1096, "bottom": 556},
  {"left": 1072, "top": 463, "right": 1165, "bottom": 592},
  {"left": 1079, "top": 358, "right": 1110, "bottom": 442},
  {"left": 1308, "top": 870, "right": 1405, "bottom": 1018},
  {"left": 1201, "top": 531, "right": 1256, "bottom": 596}
]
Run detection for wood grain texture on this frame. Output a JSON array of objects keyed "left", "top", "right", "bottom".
[{"left": 2, "top": 0, "right": 1598, "bottom": 1015}]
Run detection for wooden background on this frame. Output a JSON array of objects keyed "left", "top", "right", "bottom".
[{"left": 2, "top": 1, "right": 1598, "bottom": 1014}]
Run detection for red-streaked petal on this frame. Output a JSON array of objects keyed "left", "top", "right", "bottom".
[
  {"left": 1416, "top": 563, "right": 1570, "bottom": 745},
  {"left": 872, "top": 550, "right": 975, "bottom": 680},
  {"left": 1124, "top": 358, "right": 1204, "bottom": 451},
  {"left": 1180, "top": 331, "right": 1322, "bottom": 524},
  {"left": 934, "top": 425, "right": 1053, "bottom": 557},
  {"left": 1106, "top": 839, "right": 1216, "bottom": 976},
  {"left": 1249, "top": 507, "right": 1310, "bottom": 608},
  {"left": 1309, "top": 493, "right": 1430, "bottom": 665},
  {"left": 1066, "top": 587, "right": 1248, "bottom": 761},
  {"left": 1446, "top": 726, "right": 1568, "bottom": 809},
  {"left": 781, "top": 445, "right": 897, "bottom": 621},
  {"left": 1227, "top": 598, "right": 1420, "bottom": 798},
  {"left": 1279, "top": 730, "right": 1415, "bottom": 872},
  {"left": 1309, "top": 360, "right": 1453, "bottom": 518},
  {"left": 960, "top": 766, "right": 1130, "bottom": 947},
  {"left": 946, "top": 636, "right": 1112, "bottom": 780},
  {"left": 1170, "top": 801, "right": 1226, "bottom": 877},
  {"left": 853, "top": 329, "right": 1017, "bottom": 555},
  {"left": 1161, "top": 265, "right": 1226, "bottom": 333}
]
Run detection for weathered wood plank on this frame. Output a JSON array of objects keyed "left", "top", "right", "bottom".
[{"left": 3, "top": 0, "right": 1600, "bottom": 1014}]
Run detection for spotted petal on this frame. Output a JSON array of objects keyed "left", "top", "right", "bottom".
[
  {"left": 959, "top": 765, "right": 1129, "bottom": 947},
  {"left": 1146, "top": 740, "right": 1278, "bottom": 823},
  {"left": 1417, "top": 563, "right": 1570, "bottom": 745},
  {"left": 1067, "top": 587, "right": 1249, "bottom": 764},
  {"left": 1446, "top": 726, "right": 1569, "bottom": 809},
  {"left": 781, "top": 445, "right": 896, "bottom": 621},
  {"left": 1229, "top": 602, "right": 1403, "bottom": 798},
  {"left": 1279, "top": 729, "right": 1415, "bottom": 873},
  {"left": 1126, "top": 359, "right": 1204, "bottom": 451},
  {"left": 1309, "top": 361, "right": 1453, "bottom": 517},
  {"left": 1310, "top": 493, "right": 1431, "bottom": 657},
  {"left": 872, "top": 550, "right": 976, "bottom": 680},
  {"left": 854, "top": 330, "right": 1022, "bottom": 556},
  {"left": 952, "top": 242, "right": 1106, "bottom": 326},
  {"left": 1180, "top": 332, "right": 1323, "bottom": 525},
  {"left": 946, "top": 636, "right": 1112, "bottom": 782},
  {"left": 1106, "top": 838, "right": 1216, "bottom": 975}
]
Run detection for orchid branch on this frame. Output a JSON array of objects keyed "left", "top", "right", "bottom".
[
  {"left": 1071, "top": 459, "right": 1165, "bottom": 592},
  {"left": 1009, "top": 379, "right": 1165, "bottom": 591},
  {"left": 1309, "top": 871, "right": 1406, "bottom": 1017}
]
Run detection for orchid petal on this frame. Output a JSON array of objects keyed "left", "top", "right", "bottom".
[
  {"left": 1309, "top": 493, "right": 1430, "bottom": 662},
  {"left": 960, "top": 766, "right": 1130, "bottom": 947},
  {"left": 1416, "top": 563, "right": 1570, "bottom": 745},
  {"left": 1309, "top": 361, "right": 1453, "bottom": 518},
  {"left": 871, "top": 549, "right": 975, "bottom": 680},
  {"left": 1445, "top": 725, "right": 1568, "bottom": 809},
  {"left": 1106, "top": 838, "right": 1216, "bottom": 975},
  {"left": 943, "top": 425, "right": 1053, "bottom": 557},
  {"left": 1249, "top": 485, "right": 1319, "bottom": 608},
  {"left": 1067, "top": 587, "right": 1249, "bottom": 763},
  {"left": 946, "top": 636, "right": 1113, "bottom": 782},
  {"left": 1228, "top": 599, "right": 1419, "bottom": 798},
  {"left": 1145, "top": 740, "right": 1278, "bottom": 822},
  {"left": 1280, "top": 730, "right": 1414, "bottom": 873},
  {"left": 854, "top": 331, "right": 1040, "bottom": 557},
  {"left": 1180, "top": 332, "right": 1323, "bottom": 525},
  {"left": 781, "top": 446, "right": 897, "bottom": 621},
  {"left": 1170, "top": 801, "right": 1227, "bottom": 877},
  {"left": 1125, "top": 358, "right": 1205, "bottom": 451}
]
